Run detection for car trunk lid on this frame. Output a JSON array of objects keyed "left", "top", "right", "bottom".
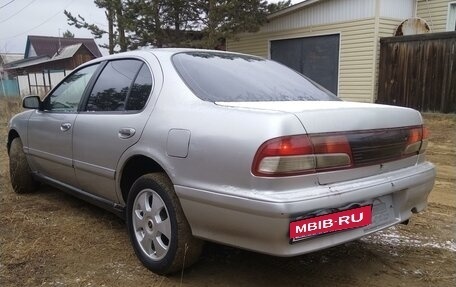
[
  {"left": 215, "top": 101, "right": 422, "bottom": 133},
  {"left": 216, "top": 101, "right": 426, "bottom": 183}
]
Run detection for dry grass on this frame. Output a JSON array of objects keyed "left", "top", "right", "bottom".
[
  {"left": 0, "top": 96, "right": 22, "bottom": 124},
  {"left": 0, "top": 96, "right": 21, "bottom": 196},
  {"left": 0, "top": 97, "right": 22, "bottom": 180}
]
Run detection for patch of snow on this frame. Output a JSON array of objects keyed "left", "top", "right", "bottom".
[{"left": 361, "top": 227, "right": 456, "bottom": 252}]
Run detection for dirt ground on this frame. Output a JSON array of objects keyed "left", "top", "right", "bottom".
[{"left": 0, "top": 98, "right": 455, "bottom": 287}]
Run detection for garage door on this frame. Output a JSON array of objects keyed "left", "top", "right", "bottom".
[{"left": 270, "top": 34, "right": 340, "bottom": 95}]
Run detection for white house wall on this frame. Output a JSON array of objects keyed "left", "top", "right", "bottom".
[
  {"left": 417, "top": 0, "right": 452, "bottom": 32},
  {"left": 17, "top": 71, "right": 69, "bottom": 96},
  {"left": 27, "top": 45, "right": 37, "bottom": 58},
  {"left": 380, "top": 0, "right": 415, "bottom": 20},
  {"left": 262, "top": 0, "right": 375, "bottom": 33}
]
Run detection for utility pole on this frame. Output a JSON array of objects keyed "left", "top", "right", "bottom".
[{"left": 58, "top": 28, "right": 62, "bottom": 54}]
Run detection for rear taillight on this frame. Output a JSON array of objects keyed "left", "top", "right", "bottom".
[
  {"left": 311, "top": 135, "right": 353, "bottom": 169},
  {"left": 253, "top": 125, "right": 429, "bottom": 177},
  {"left": 252, "top": 134, "right": 353, "bottom": 177},
  {"left": 404, "top": 126, "right": 429, "bottom": 155},
  {"left": 420, "top": 126, "right": 429, "bottom": 153}
]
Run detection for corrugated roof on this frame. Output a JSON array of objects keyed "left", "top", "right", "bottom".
[
  {"left": 0, "top": 53, "right": 24, "bottom": 64},
  {"left": 52, "top": 43, "right": 84, "bottom": 60},
  {"left": 4, "top": 55, "right": 50, "bottom": 69},
  {"left": 25, "top": 35, "right": 102, "bottom": 58}
]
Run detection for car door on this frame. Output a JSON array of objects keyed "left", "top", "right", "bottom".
[
  {"left": 27, "top": 64, "right": 100, "bottom": 187},
  {"left": 73, "top": 59, "right": 153, "bottom": 202}
]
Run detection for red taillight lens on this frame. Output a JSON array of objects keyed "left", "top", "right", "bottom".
[
  {"left": 408, "top": 128, "right": 422, "bottom": 145},
  {"left": 422, "top": 126, "right": 429, "bottom": 139},
  {"left": 404, "top": 125, "right": 428, "bottom": 155},
  {"left": 252, "top": 134, "right": 353, "bottom": 177},
  {"left": 311, "top": 135, "right": 353, "bottom": 170},
  {"left": 420, "top": 126, "right": 429, "bottom": 153},
  {"left": 257, "top": 135, "right": 313, "bottom": 157},
  {"left": 252, "top": 135, "right": 314, "bottom": 176},
  {"left": 311, "top": 135, "right": 352, "bottom": 155}
]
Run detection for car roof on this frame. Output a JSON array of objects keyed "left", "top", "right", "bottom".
[{"left": 80, "top": 48, "right": 252, "bottom": 68}]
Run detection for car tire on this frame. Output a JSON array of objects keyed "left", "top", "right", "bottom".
[
  {"left": 9, "top": 137, "right": 39, "bottom": 194},
  {"left": 126, "top": 173, "right": 203, "bottom": 275}
]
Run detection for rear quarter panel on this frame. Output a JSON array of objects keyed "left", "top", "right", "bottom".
[{"left": 116, "top": 57, "right": 317, "bottom": 204}]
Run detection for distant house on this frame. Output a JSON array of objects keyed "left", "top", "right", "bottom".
[
  {"left": 24, "top": 35, "right": 102, "bottom": 59},
  {"left": 0, "top": 53, "right": 24, "bottom": 78},
  {"left": 0, "top": 53, "right": 24, "bottom": 96},
  {"left": 0, "top": 53, "right": 23, "bottom": 80},
  {"left": 4, "top": 35, "right": 102, "bottom": 96},
  {"left": 227, "top": 0, "right": 455, "bottom": 103}
]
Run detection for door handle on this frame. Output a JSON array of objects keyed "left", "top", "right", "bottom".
[
  {"left": 118, "top": 128, "right": 136, "bottom": 139},
  {"left": 60, "top": 122, "right": 72, "bottom": 132}
]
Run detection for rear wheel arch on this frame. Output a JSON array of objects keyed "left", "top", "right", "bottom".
[
  {"left": 126, "top": 172, "right": 203, "bottom": 274},
  {"left": 119, "top": 155, "right": 169, "bottom": 204}
]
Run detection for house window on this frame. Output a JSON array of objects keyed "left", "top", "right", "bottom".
[{"left": 448, "top": 2, "right": 456, "bottom": 31}]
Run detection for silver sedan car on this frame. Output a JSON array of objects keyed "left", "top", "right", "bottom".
[{"left": 7, "top": 49, "right": 435, "bottom": 274}]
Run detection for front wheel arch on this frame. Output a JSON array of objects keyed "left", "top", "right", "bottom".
[
  {"left": 9, "top": 137, "right": 39, "bottom": 193},
  {"left": 7, "top": 129, "right": 20, "bottom": 155}
]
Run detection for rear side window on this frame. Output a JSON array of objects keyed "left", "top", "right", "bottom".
[
  {"left": 125, "top": 64, "right": 153, "bottom": 110},
  {"left": 86, "top": 59, "right": 152, "bottom": 112},
  {"left": 172, "top": 52, "right": 339, "bottom": 102}
]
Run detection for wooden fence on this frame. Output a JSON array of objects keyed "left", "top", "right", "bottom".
[{"left": 377, "top": 32, "right": 456, "bottom": 113}]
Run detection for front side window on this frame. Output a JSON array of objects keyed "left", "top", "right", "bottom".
[
  {"left": 44, "top": 64, "right": 99, "bottom": 112},
  {"left": 86, "top": 59, "right": 145, "bottom": 112}
]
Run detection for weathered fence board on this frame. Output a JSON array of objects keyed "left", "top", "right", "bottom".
[{"left": 377, "top": 32, "right": 456, "bottom": 113}]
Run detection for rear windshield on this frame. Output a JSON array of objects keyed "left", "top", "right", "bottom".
[{"left": 172, "top": 52, "right": 339, "bottom": 102}]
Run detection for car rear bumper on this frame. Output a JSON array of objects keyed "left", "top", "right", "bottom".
[{"left": 175, "top": 162, "right": 435, "bottom": 256}]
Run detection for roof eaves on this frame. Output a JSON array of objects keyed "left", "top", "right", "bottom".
[
  {"left": 268, "top": 0, "right": 322, "bottom": 20},
  {"left": 4, "top": 55, "right": 51, "bottom": 70},
  {"left": 24, "top": 36, "right": 32, "bottom": 59}
]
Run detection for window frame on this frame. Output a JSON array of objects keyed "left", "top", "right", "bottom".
[
  {"left": 79, "top": 58, "right": 154, "bottom": 115},
  {"left": 447, "top": 1, "right": 456, "bottom": 31},
  {"left": 41, "top": 62, "right": 104, "bottom": 114},
  {"left": 123, "top": 63, "right": 153, "bottom": 111}
]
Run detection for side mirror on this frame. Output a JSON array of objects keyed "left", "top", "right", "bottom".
[{"left": 22, "top": 96, "right": 42, "bottom": 110}]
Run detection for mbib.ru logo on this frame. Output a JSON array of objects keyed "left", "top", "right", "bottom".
[{"left": 290, "top": 205, "right": 372, "bottom": 239}]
